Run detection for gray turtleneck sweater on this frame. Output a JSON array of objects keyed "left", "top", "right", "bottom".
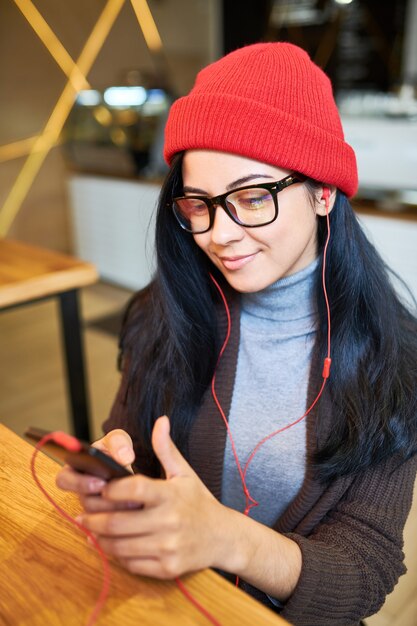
[{"left": 221, "top": 259, "right": 319, "bottom": 526}]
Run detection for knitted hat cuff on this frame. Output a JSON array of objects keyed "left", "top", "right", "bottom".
[{"left": 164, "top": 92, "right": 357, "bottom": 198}]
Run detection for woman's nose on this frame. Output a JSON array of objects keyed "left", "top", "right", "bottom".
[{"left": 210, "top": 204, "right": 245, "bottom": 245}]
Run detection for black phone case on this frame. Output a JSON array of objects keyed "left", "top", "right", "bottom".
[{"left": 25, "top": 427, "right": 132, "bottom": 480}]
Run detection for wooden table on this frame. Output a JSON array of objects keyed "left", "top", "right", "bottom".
[
  {"left": 0, "top": 239, "right": 98, "bottom": 441},
  {"left": 0, "top": 424, "right": 290, "bottom": 626}
]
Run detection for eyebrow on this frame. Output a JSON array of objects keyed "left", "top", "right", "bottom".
[{"left": 182, "top": 173, "right": 275, "bottom": 195}]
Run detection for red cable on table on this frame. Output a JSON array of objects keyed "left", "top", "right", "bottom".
[{"left": 30, "top": 433, "right": 222, "bottom": 626}]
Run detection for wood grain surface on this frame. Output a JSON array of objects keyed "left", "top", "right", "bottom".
[
  {"left": 0, "top": 239, "right": 98, "bottom": 307},
  {"left": 0, "top": 424, "right": 289, "bottom": 625}
]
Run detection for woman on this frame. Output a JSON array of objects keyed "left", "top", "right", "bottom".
[{"left": 57, "top": 43, "right": 417, "bottom": 626}]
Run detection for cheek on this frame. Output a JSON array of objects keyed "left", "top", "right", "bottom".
[
  {"left": 254, "top": 204, "right": 317, "bottom": 255},
  {"left": 192, "top": 233, "right": 211, "bottom": 255},
  {"left": 277, "top": 200, "right": 317, "bottom": 240}
]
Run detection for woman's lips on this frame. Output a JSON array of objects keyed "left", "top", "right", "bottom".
[{"left": 218, "top": 252, "right": 258, "bottom": 271}]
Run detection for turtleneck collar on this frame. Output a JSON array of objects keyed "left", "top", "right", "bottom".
[{"left": 240, "top": 257, "right": 319, "bottom": 330}]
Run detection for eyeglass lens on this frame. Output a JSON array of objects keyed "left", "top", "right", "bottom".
[{"left": 174, "top": 187, "right": 275, "bottom": 233}]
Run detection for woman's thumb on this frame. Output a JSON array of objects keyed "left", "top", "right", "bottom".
[{"left": 152, "top": 416, "right": 190, "bottom": 479}]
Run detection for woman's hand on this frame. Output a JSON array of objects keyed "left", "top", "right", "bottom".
[
  {"left": 56, "top": 429, "right": 137, "bottom": 513},
  {"left": 57, "top": 417, "right": 302, "bottom": 598},
  {"left": 75, "top": 416, "right": 233, "bottom": 579}
]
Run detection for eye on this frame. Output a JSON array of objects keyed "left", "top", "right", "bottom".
[
  {"left": 234, "top": 189, "right": 272, "bottom": 210},
  {"left": 178, "top": 198, "right": 208, "bottom": 216}
]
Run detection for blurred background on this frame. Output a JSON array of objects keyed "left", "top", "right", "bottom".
[{"left": 0, "top": 2, "right": 416, "bottom": 624}]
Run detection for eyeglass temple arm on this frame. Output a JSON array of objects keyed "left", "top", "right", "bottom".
[{"left": 276, "top": 174, "right": 304, "bottom": 191}]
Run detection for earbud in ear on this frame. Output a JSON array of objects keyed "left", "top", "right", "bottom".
[{"left": 321, "top": 186, "right": 330, "bottom": 201}]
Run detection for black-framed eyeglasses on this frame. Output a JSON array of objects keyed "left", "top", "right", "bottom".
[{"left": 172, "top": 173, "right": 304, "bottom": 234}]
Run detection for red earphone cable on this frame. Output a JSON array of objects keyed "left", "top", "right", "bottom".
[
  {"left": 243, "top": 189, "right": 332, "bottom": 488},
  {"left": 209, "top": 273, "right": 257, "bottom": 509},
  {"left": 321, "top": 188, "right": 332, "bottom": 363},
  {"left": 210, "top": 190, "right": 332, "bottom": 582},
  {"left": 30, "top": 434, "right": 111, "bottom": 626},
  {"left": 175, "top": 578, "right": 222, "bottom": 626},
  {"left": 31, "top": 435, "right": 223, "bottom": 626}
]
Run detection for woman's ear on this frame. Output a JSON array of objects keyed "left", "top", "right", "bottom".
[{"left": 315, "top": 185, "right": 337, "bottom": 216}]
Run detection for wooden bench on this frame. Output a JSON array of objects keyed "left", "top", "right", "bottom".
[{"left": 0, "top": 238, "right": 98, "bottom": 441}]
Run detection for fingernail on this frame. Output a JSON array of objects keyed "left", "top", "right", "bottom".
[
  {"left": 126, "top": 501, "right": 141, "bottom": 509},
  {"left": 117, "top": 446, "right": 132, "bottom": 465},
  {"left": 75, "top": 515, "right": 83, "bottom": 525},
  {"left": 89, "top": 479, "right": 106, "bottom": 492}
]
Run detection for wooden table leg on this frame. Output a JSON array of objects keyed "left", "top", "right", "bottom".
[{"left": 58, "top": 289, "right": 91, "bottom": 442}]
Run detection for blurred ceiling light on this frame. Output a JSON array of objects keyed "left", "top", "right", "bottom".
[
  {"left": 104, "top": 86, "right": 147, "bottom": 107},
  {"left": 146, "top": 89, "right": 166, "bottom": 103},
  {"left": 130, "top": 0, "right": 162, "bottom": 52},
  {"left": 76, "top": 90, "right": 102, "bottom": 106},
  {"left": 271, "top": 1, "right": 329, "bottom": 27},
  {"left": 142, "top": 89, "right": 169, "bottom": 115},
  {"left": 334, "top": 0, "right": 354, "bottom": 5}
]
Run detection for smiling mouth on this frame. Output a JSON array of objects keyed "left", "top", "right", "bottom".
[{"left": 218, "top": 252, "right": 258, "bottom": 270}]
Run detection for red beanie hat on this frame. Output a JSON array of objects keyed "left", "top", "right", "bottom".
[{"left": 164, "top": 42, "right": 358, "bottom": 197}]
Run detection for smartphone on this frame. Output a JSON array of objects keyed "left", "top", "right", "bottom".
[{"left": 25, "top": 427, "right": 132, "bottom": 480}]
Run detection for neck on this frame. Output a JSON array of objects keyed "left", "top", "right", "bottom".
[{"left": 242, "top": 257, "right": 319, "bottom": 319}]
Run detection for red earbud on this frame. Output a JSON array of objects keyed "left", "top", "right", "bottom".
[{"left": 322, "top": 186, "right": 330, "bottom": 202}]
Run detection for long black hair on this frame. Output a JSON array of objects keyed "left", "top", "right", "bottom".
[{"left": 120, "top": 153, "right": 417, "bottom": 482}]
